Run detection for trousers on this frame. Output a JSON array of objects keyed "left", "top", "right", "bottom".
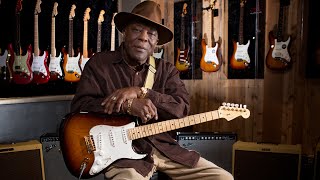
[{"left": 105, "top": 147, "right": 234, "bottom": 180}]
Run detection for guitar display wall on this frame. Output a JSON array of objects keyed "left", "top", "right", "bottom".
[{"left": 0, "top": 0, "right": 118, "bottom": 98}]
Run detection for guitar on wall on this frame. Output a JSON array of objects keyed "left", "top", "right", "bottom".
[
  {"left": 32, "top": 0, "right": 50, "bottom": 84},
  {"left": 60, "top": 103, "right": 250, "bottom": 178},
  {"left": 200, "top": 0, "right": 222, "bottom": 72},
  {"left": 110, "top": 12, "right": 117, "bottom": 51},
  {"left": 0, "top": 49, "right": 9, "bottom": 81},
  {"left": 153, "top": 46, "right": 164, "bottom": 59},
  {"left": 96, "top": 10, "right": 105, "bottom": 53},
  {"left": 175, "top": 3, "right": 190, "bottom": 72},
  {"left": 230, "top": 0, "right": 250, "bottom": 70},
  {"left": 8, "top": 0, "right": 33, "bottom": 84},
  {"left": 63, "top": 4, "right": 81, "bottom": 82},
  {"left": 266, "top": 0, "right": 291, "bottom": 70},
  {"left": 49, "top": 2, "right": 63, "bottom": 81},
  {"left": 80, "top": 8, "right": 91, "bottom": 71}
]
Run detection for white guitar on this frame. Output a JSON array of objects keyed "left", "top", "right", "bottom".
[
  {"left": 49, "top": 2, "right": 63, "bottom": 81},
  {"left": 271, "top": 37, "right": 291, "bottom": 62},
  {"left": 96, "top": 10, "right": 105, "bottom": 53},
  {"left": 0, "top": 49, "right": 8, "bottom": 80},
  {"left": 153, "top": 47, "right": 164, "bottom": 59},
  {"left": 60, "top": 103, "right": 250, "bottom": 178},
  {"left": 110, "top": 12, "right": 117, "bottom": 51},
  {"left": 80, "top": 8, "right": 91, "bottom": 71}
]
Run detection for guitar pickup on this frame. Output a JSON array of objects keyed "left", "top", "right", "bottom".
[{"left": 84, "top": 135, "right": 96, "bottom": 154}]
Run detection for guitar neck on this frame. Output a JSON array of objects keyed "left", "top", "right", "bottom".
[
  {"left": 34, "top": 14, "right": 39, "bottom": 56},
  {"left": 128, "top": 110, "right": 219, "bottom": 140},
  {"left": 238, "top": 5, "right": 244, "bottom": 44},
  {"left": 111, "top": 24, "right": 115, "bottom": 51},
  {"left": 276, "top": 5, "right": 285, "bottom": 41},
  {"left": 83, "top": 21, "right": 88, "bottom": 58},
  {"left": 180, "top": 16, "right": 185, "bottom": 50},
  {"left": 97, "top": 23, "right": 101, "bottom": 53},
  {"left": 15, "top": 13, "right": 21, "bottom": 55},
  {"left": 68, "top": 19, "right": 73, "bottom": 56},
  {"left": 51, "top": 17, "right": 56, "bottom": 57}
]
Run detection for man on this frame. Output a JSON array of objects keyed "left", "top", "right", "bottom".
[{"left": 71, "top": 1, "right": 233, "bottom": 179}]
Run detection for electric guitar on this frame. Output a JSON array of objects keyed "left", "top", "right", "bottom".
[
  {"left": 32, "top": 0, "right": 50, "bottom": 84},
  {"left": 96, "top": 10, "right": 105, "bottom": 53},
  {"left": 266, "top": 0, "right": 291, "bottom": 70},
  {"left": 49, "top": 2, "right": 63, "bottom": 81},
  {"left": 230, "top": 0, "right": 250, "bottom": 70},
  {"left": 60, "top": 103, "right": 250, "bottom": 178},
  {"left": 63, "top": 4, "right": 81, "bottom": 82},
  {"left": 175, "top": 3, "right": 190, "bottom": 72},
  {"left": 153, "top": 46, "right": 164, "bottom": 59},
  {"left": 0, "top": 49, "right": 8, "bottom": 81},
  {"left": 8, "top": 0, "right": 33, "bottom": 84},
  {"left": 200, "top": 0, "right": 222, "bottom": 72},
  {"left": 110, "top": 12, "right": 117, "bottom": 51},
  {"left": 80, "top": 8, "right": 91, "bottom": 71}
]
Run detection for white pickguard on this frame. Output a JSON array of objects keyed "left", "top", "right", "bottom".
[
  {"left": 204, "top": 44, "right": 219, "bottom": 65},
  {"left": 32, "top": 52, "right": 48, "bottom": 76},
  {"left": 0, "top": 50, "right": 8, "bottom": 67},
  {"left": 272, "top": 37, "right": 291, "bottom": 62},
  {"left": 89, "top": 122, "right": 146, "bottom": 175},
  {"left": 80, "top": 56, "right": 90, "bottom": 71},
  {"left": 49, "top": 53, "right": 63, "bottom": 76},
  {"left": 66, "top": 53, "right": 81, "bottom": 75},
  {"left": 153, "top": 49, "right": 163, "bottom": 59},
  {"left": 13, "top": 53, "right": 31, "bottom": 75},
  {"left": 235, "top": 40, "right": 251, "bottom": 63}
]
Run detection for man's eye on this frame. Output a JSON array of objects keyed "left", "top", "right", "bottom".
[{"left": 132, "top": 28, "right": 142, "bottom": 33}]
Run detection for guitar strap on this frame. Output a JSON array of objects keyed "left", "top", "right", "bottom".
[{"left": 143, "top": 56, "right": 156, "bottom": 89}]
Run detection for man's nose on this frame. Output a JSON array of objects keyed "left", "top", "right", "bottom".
[{"left": 138, "top": 30, "right": 149, "bottom": 42}]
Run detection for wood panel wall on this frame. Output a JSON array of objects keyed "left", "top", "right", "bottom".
[{"left": 148, "top": 0, "right": 319, "bottom": 155}]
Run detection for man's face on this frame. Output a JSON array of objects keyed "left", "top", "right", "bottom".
[{"left": 123, "top": 22, "right": 159, "bottom": 64}]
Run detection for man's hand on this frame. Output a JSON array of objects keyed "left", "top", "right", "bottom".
[{"left": 130, "top": 98, "right": 158, "bottom": 123}]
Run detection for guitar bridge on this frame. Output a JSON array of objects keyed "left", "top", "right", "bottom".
[{"left": 84, "top": 135, "right": 96, "bottom": 153}]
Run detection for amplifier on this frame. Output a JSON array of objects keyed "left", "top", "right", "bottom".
[
  {"left": 232, "top": 141, "right": 302, "bottom": 180},
  {"left": 40, "top": 133, "right": 104, "bottom": 180},
  {"left": 176, "top": 132, "right": 237, "bottom": 173},
  {"left": 0, "top": 140, "right": 45, "bottom": 180},
  {"left": 314, "top": 143, "right": 320, "bottom": 180}
]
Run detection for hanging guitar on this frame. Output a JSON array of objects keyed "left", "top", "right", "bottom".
[
  {"left": 63, "top": 4, "right": 81, "bottom": 82},
  {"left": 153, "top": 46, "right": 164, "bottom": 59},
  {"left": 60, "top": 103, "right": 250, "bottom": 179},
  {"left": 266, "top": 0, "right": 291, "bottom": 70},
  {"left": 200, "top": 0, "right": 222, "bottom": 72},
  {"left": 0, "top": 49, "right": 8, "bottom": 81},
  {"left": 96, "top": 10, "right": 105, "bottom": 53},
  {"left": 175, "top": 3, "right": 190, "bottom": 72},
  {"left": 80, "top": 8, "right": 91, "bottom": 71},
  {"left": 8, "top": 0, "right": 33, "bottom": 84},
  {"left": 49, "top": 2, "right": 63, "bottom": 81},
  {"left": 32, "top": 0, "right": 50, "bottom": 84},
  {"left": 230, "top": 0, "right": 250, "bottom": 70}
]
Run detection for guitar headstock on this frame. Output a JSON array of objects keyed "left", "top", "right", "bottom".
[
  {"left": 240, "top": 0, "right": 247, "bottom": 7},
  {"left": 111, "top": 12, "right": 117, "bottom": 26},
  {"left": 209, "top": 0, "right": 216, "bottom": 9},
  {"left": 83, "top": 7, "right": 91, "bottom": 22},
  {"left": 181, "top": 3, "right": 187, "bottom": 17},
  {"left": 34, "top": 0, "right": 41, "bottom": 15},
  {"left": 52, "top": 2, "right": 58, "bottom": 17},
  {"left": 69, "top": 4, "right": 76, "bottom": 20},
  {"left": 218, "top": 102, "right": 250, "bottom": 121},
  {"left": 98, "top": 10, "right": 105, "bottom": 24},
  {"left": 16, "top": 0, "right": 23, "bottom": 14}
]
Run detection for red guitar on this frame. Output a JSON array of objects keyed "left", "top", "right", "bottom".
[
  {"left": 230, "top": 0, "right": 250, "bottom": 70},
  {"left": 8, "top": 0, "right": 33, "bottom": 84},
  {"left": 200, "top": 0, "right": 222, "bottom": 72},
  {"left": 32, "top": 0, "right": 50, "bottom": 84},
  {"left": 96, "top": 10, "right": 105, "bottom": 53},
  {"left": 63, "top": 4, "right": 81, "bottom": 82},
  {"left": 175, "top": 3, "right": 190, "bottom": 72},
  {"left": 49, "top": 2, "right": 63, "bottom": 81}
]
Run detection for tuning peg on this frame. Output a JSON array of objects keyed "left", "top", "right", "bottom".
[
  {"left": 235, "top": 104, "right": 239, "bottom": 108},
  {"left": 227, "top": 103, "right": 230, "bottom": 107},
  {"left": 243, "top": 105, "right": 247, "bottom": 109},
  {"left": 222, "top": 102, "right": 226, "bottom": 106},
  {"left": 239, "top": 104, "right": 243, "bottom": 108},
  {"left": 230, "top": 103, "right": 235, "bottom": 107}
]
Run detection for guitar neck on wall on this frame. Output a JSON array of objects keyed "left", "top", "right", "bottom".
[
  {"left": 8, "top": 0, "right": 33, "bottom": 84},
  {"left": 230, "top": 0, "right": 250, "bottom": 70},
  {"left": 266, "top": 0, "right": 291, "bottom": 70},
  {"left": 80, "top": 7, "right": 91, "bottom": 71},
  {"left": 200, "top": 0, "right": 222, "bottom": 72},
  {"left": 60, "top": 103, "right": 250, "bottom": 178},
  {"left": 96, "top": 10, "right": 105, "bottom": 53},
  {"left": 175, "top": 3, "right": 190, "bottom": 72},
  {"left": 110, "top": 12, "right": 117, "bottom": 51},
  {"left": 63, "top": 4, "right": 81, "bottom": 82},
  {"left": 32, "top": 0, "right": 50, "bottom": 84}
]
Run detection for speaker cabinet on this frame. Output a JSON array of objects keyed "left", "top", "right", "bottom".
[
  {"left": 176, "top": 132, "right": 237, "bottom": 173},
  {"left": 232, "top": 141, "right": 302, "bottom": 180},
  {"left": 314, "top": 143, "right": 320, "bottom": 180},
  {"left": 0, "top": 140, "right": 45, "bottom": 180},
  {"left": 41, "top": 134, "right": 104, "bottom": 180}
]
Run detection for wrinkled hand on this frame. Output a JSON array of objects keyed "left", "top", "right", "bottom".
[
  {"left": 101, "top": 87, "right": 140, "bottom": 114},
  {"left": 130, "top": 98, "right": 158, "bottom": 123}
]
